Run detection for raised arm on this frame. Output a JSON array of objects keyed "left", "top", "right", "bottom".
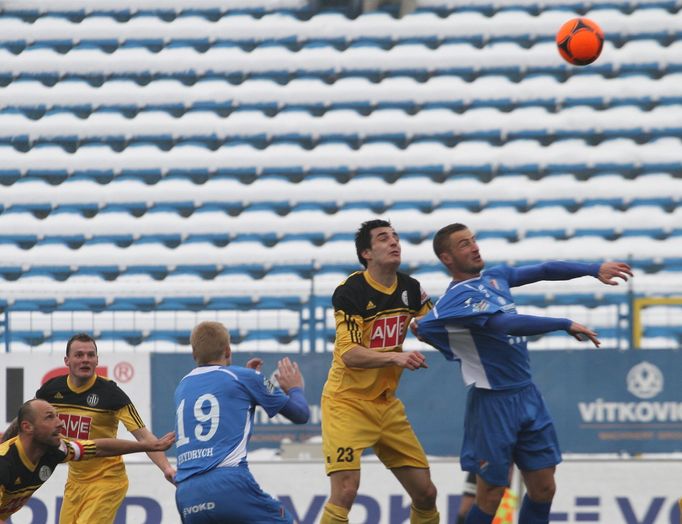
[{"left": 275, "top": 358, "right": 310, "bottom": 424}]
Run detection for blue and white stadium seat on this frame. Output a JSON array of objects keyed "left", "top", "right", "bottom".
[{"left": 1, "top": 0, "right": 681, "bottom": 351}]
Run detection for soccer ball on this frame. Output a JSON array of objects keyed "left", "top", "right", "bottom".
[{"left": 556, "top": 17, "right": 604, "bottom": 66}]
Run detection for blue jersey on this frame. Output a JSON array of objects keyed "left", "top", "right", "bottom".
[
  {"left": 419, "top": 265, "right": 531, "bottom": 390},
  {"left": 174, "top": 365, "right": 290, "bottom": 483},
  {"left": 419, "top": 261, "right": 599, "bottom": 390}
]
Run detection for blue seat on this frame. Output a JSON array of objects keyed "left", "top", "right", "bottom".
[
  {"left": 58, "top": 297, "right": 108, "bottom": 312},
  {"left": 10, "top": 299, "right": 59, "bottom": 312},
  {"left": 0, "top": 234, "right": 39, "bottom": 249},
  {"left": 85, "top": 235, "right": 135, "bottom": 248},
  {"left": 148, "top": 330, "right": 191, "bottom": 344},
  {"left": 71, "top": 265, "right": 120, "bottom": 280},
  {"left": 0, "top": 266, "right": 24, "bottom": 280},
  {"left": 184, "top": 233, "right": 231, "bottom": 247},
  {"left": 22, "top": 266, "right": 72, "bottom": 281},
  {"left": 109, "top": 297, "right": 158, "bottom": 311},
  {"left": 122, "top": 266, "right": 169, "bottom": 280},
  {"left": 157, "top": 297, "right": 208, "bottom": 311},
  {"left": 173, "top": 264, "right": 221, "bottom": 279}
]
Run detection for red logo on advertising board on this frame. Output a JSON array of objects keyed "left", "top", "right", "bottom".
[
  {"left": 369, "top": 315, "right": 408, "bottom": 349},
  {"left": 59, "top": 414, "right": 92, "bottom": 439}
]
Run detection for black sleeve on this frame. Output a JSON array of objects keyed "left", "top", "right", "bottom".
[{"left": 0, "top": 459, "right": 10, "bottom": 487}]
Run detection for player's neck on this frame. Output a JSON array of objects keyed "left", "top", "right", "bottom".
[
  {"left": 451, "top": 269, "right": 481, "bottom": 282},
  {"left": 68, "top": 373, "right": 93, "bottom": 389},
  {"left": 366, "top": 265, "right": 397, "bottom": 288},
  {"left": 19, "top": 434, "right": 46, "bottom": 464}
]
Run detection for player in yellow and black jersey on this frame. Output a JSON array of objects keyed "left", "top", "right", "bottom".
[
  {"left": 34, "top": 333, "right": 175, "bottom": 524},
  {"left": 320, "top": 219, "right": 440, "bottom": 524},
  {"left": 0, "top": 399, "right": 174, "bottom": 523}
]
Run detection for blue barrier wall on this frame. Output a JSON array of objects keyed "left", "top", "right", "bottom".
[{"left": 152, "top": 349, "right": 682, "bottom": 456}]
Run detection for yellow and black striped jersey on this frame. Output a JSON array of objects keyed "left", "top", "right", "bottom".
[
  {"left": 35, "top": 374, "right": 145, "bottom": 482},
  {"left": 323, "top": 270, "right": 432, "bottom": 400},
  {"left": 0, "top": 436, "right": 96, "bottom": 520}
]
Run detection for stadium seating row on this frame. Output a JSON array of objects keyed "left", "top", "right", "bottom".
[
  {"left": 2, "top": 106, "right": 682, "bottom": 153},
  {"left": 0, "top": 174, "right": 678, "bottom": 213},
  {"left": 1, "top": 10, "right": 680, "bottom": 53}
]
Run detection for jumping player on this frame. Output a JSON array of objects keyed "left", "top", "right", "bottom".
[
  {"left": 416, "top": 223, "right": 632, "bottom": 524},
  {"left": 320, "top": 219, "right": 439, "bottom": 524}
]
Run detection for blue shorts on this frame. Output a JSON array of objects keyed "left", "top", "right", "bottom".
[
  {"left": 460, "top": 382, "right": 561, "bottom": 486},
  {"left": 175, "top": 466, "right": 293, "bottom": 524}
]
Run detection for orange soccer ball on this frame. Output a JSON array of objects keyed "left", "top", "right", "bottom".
[{"left": 556, "top": 17, "right": 604, "bottom": 66}]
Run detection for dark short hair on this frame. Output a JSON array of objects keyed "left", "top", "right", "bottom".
[
  {"left": 17, "top": 399, "right": 39, "bottom": 428},
  {"left": 355, "top": 219, "right": 392, "bottom": 268},
  {"left": 66, "top": 332, "right": 98, "bottom": 356},
  {"left": 432, "top": 223, "right": 469, "bottom": 258}
]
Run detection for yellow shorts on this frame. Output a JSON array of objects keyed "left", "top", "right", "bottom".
[
  {"left": 59, "top": 476, "right": 128, "bottom": 524},
  {"left": 321, "top": 395, "right": 429, "bottom": 475}
]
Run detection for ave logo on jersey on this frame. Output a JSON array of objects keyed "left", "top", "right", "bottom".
[
  {"left": 59, "top": 413, "right": 92, "bottom": 439},
  {"left": 369, "top": 315, "right": 408, "bottom": 348}
]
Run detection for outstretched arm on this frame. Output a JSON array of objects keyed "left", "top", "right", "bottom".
[
  {"left": 508, "top": 261, "right": 601, "bottom": 287},
  {"left": 485, "top": 312, "right": 600, "bottom": 347},
  {"left": 93, "top": 432, "right": 175, "bottom": 458},
  {"left": 509, "top": 261, "right": 632, "bottom": 287}
]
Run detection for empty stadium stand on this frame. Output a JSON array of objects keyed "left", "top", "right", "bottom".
[{"left": 1, "top": 0, "right": 681, "bottom": 351}]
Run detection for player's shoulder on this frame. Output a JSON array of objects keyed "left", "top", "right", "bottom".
[
  {"left": 335, "top": 271, "right": 365, "bottom": 292},
  {"left": 37, "top": 374, "right": 69, "bottom": 396},
  {"left": 396, "top": 271, "right": 423, "bottom": 290},
  {"left": 483, "top": 264, "right": 512, "bottom": 278},
  {"left": 0, "top": 437, "right": 16, "bottom": 457},
  {"left": 87, "top": 376, "right": 132, "bottom": 409}
]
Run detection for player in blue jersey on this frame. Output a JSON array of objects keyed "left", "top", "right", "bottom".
[
  {"left": 416, "top": 223, "right": 632, "bottom": 524},
  {"left": 173, "top": 321, "right": 310, "bottom": 524}
]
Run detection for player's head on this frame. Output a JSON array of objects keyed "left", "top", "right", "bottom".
[
  {"left": 355, "top": 219, "right": 400, "bottom": 269},
  {"left": 191, "top": 321, "right": 231, "bottom": 366},
  {"left": 432, "top": 223, "right": 484, "bottom": 279},
  {"left": 64, "top": 332, "right": 98, "bottom": 382},
  {"left": 18, "top": 399, "right": 65, "bottom": 447}
]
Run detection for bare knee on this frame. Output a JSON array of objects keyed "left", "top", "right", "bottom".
[
  {"left": 329, "top": 472, "right": 360, "bottom": 508},
  {"left": 523, "top": 467, "right": 556, "bottom": 504},
  {"left": 526, "top": 478, "right": 556, "bottom": 503},
  {"left": 412, "top": 481, "right": 437, "bottom": 509},
  {"left": 477, "top": 485, "right": 506, "bottom": 515}
]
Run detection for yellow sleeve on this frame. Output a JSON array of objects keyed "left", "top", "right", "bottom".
[
  {"left": 417, "top": 300, "right": 433, "bottom": 317},
  {"left": 116, "top": 403, "right": 146, "bottom": 432},
  {"left": 334, "top": 309, "right": 365, "bottom": 357}
]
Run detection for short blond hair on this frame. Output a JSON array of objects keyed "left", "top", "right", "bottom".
[{"left": 190, "top": 321, "right": 230, "bottom": 365}]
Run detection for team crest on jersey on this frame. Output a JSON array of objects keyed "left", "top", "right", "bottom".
[
  {"left": 489, "top": 278, "right": 499, "bottom": 290},
  {"left": 38, "top": 465, "right": 52, "bottom": 482},
  {"left": 86, "top": 393, "right": 99, "bottom": 407},
  {"left": 472, "top": 300, "right": 490, "bottom": 313},
  {"left": 263, "top": 376, "right": 276, "bottom": 394},
  {"left": 401, "top": 290, "right": 408, "bottom": 306},
  {"left": 369, "top": 314, "right": 408, "bottom": 348}
]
